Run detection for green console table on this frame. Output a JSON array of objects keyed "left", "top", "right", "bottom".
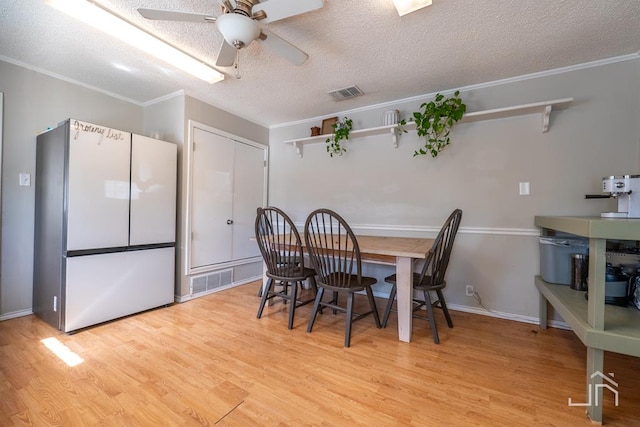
[{"left": 535, "top": 216, "right": 640, "bottom": 424}]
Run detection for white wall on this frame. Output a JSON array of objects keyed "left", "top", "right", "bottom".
[
  {"left": 0, "top": 59, "right": 144, "bottom": 319},
  {"left": 268, "top": 57, "right": 640, "bottom": 323},
  {"left": 184, "top": 96, "right": 269, "bottom": 145},
  {"left": 144, "top": 94, "right": 185, "bottom": 145}
]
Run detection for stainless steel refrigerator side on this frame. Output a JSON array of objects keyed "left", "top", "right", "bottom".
[
  {"left": 33, "top": 121, "right": 70, "bottom": 330},
  {"left": 61, "top": 121, "right": 70, "bottom": 332}
]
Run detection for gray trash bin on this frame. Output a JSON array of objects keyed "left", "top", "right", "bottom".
[{"left": 539, "top": 237, "right": 589, "bottom": 285}]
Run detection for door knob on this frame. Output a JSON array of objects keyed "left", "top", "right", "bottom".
[{"left": 227, "top": 219, "right": 233, "bottom": 225}]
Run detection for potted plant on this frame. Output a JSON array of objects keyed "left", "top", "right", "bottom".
[
  {"left": 411, "top": 90, "right": 466, "bottom": 158},
  {"left": 325, "top": 117, "right": 353, "bottom": 157}
]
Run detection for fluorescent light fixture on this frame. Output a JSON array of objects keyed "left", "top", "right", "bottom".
[
  {"left": 46, "top": 0, "right": 224, "bottom": 84},
  {"left": 392, "top": 0, "right": 432, "bottom": 16}
]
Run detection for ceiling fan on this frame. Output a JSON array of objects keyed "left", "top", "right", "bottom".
[{"left": 138, "top": 0, "right": 324, "bottom": 68}]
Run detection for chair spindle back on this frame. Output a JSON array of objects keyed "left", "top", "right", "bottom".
[
  {"left": 418, "top": 209, "right": 463, "bottom": 286},
  {"left": 304, "top": 209, "right": 362, "bottom": 289},
  {"left": 255, "top": 207, "right": 305, "bottom": 281}
]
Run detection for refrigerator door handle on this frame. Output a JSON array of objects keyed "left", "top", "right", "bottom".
[{"left": 66, "top": 242, "right": 175, "bottom": 257}]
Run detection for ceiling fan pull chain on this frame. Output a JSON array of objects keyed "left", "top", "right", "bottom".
[{"left": 235, "top": 50, "right": 241, "bottom": 79}]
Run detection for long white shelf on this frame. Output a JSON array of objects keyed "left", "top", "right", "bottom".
[{"left": 284, "top": 97, "right": 573, "bottom": 158}]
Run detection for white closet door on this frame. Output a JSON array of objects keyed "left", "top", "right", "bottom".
[
  {"left": 232, "top": 141, "right": 265, "bottom": 260},
  {"left": 191, "top": 127, "right": 234, "bottom": 267},
  {"left": 190, "top": 127, "right": 266, "bottom": 269},
  {"left": 66, "top": 120, "right": 131, "bottom": 251}
]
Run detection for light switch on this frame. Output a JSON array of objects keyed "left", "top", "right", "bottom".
[
  {"left": 519, "top": 181, "right": 530, "bottom": 196},
  {"left": 19, "top": 173, "right": 31, "bottom": 187}
]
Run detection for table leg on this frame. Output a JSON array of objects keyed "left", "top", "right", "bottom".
[{"left": 395, "top": 256, "right": 413, "bottom": 343}]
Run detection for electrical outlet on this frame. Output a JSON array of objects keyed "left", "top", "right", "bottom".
[{"left": 465, "top": 285, "right": 474, "bottom": 296}]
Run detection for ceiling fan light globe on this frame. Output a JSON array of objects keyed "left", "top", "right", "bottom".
[{"left": 216, "top": 13, "right": 260, "bottom": 49}]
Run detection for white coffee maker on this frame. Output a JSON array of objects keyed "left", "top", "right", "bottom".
[{"left": 601, "top": 175, "right": 640, "bottom": 218}]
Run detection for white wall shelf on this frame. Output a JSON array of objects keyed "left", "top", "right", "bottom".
[{"left": 284, "top": 97, "right": 573, "bottom": 158}]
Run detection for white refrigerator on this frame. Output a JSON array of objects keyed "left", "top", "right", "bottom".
[{"left": 33, "top": 119, "right": 177, "bottom": 332}]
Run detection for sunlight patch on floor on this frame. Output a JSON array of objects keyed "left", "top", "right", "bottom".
[{"left": 41, "top": 337, "right": 84, "bottom": 367}]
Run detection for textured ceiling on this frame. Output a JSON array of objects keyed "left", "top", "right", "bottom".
[{"left": 1, "top": 0, "right": 639, "bottom": 127}]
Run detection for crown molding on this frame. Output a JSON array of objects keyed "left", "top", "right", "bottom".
[
  {"left": 142, "top": 90, "right": 185, "bottom": 107},
  {"left": 0, "top": 55, "right": 145, "bottom": 106},
  {"left": 271, "top": 53, "right": 640, "bottom": 130}
]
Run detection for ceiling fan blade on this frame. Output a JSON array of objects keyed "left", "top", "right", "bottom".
[
  {"left": 258, "top": 30, "right": 308, "bottom": 65},
  {"left": 216, "top": 41, "right": 237, "bottom": 67},
  {"left": 253, "top": 0, "right": 324, "bottom": 23},
  {"left": 137, "top": 8, "right": 216, "bottom": 23},
  {"left": 219, "top": 0, "right": 234, "bottom": 13}
]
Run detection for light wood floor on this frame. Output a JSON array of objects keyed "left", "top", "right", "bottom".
[{"left": 1, "top": 281, "right": 639, "bottom": 426}]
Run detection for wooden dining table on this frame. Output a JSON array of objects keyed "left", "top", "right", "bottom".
[
  {"left": 354, "top": 235, "right": 434, "bottom": 343},
  {"left": 261, "top": 234, "right": 434, "bottom": 343}
]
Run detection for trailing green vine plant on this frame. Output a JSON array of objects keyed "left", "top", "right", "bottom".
[
  {"left": 412, "top": 90, "right": 466, "bottom": 157},
  {"left": 325, "top": 117, "right": 353, "bottom": 157}
]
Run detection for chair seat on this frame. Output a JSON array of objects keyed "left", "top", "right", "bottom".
[
  {"left": 384, "top": 273, "right": 445, "bottom": 291},
  {"left": 321, "top": 273, "right": 377, "bottom": 292},
  {"left": 269, "top": 266, "right": 316, "bottom": 282}
]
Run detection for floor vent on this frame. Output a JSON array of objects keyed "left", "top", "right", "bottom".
[
  {"left": 328, "top": 85, "right": 364, "bottom": 101},
  {"left": 191, "top": 275, "right": 207, "bottom": 294},
  {"left": 190, "top": 269, "right": 233, "bottom": 295}
]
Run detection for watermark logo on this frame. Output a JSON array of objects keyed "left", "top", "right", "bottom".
[{"left": 568, "top": 371, "right": 619, "bottom": 407}]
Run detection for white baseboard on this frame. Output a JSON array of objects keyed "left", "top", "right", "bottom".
[
  {"left": 175, "top": 275, "right": 261, "bottom": 303},
  {"left": 372, "top": 287, "right": 570, "bottom": 330},
  {"left": 175, "top": 285, "right": 235, "bottom": 303},
  {"left": 0, "top": 309, "right": 33, "bottom": 321},
  {"left": 446, "top": 303, "right": 570, "bottom": 330}
]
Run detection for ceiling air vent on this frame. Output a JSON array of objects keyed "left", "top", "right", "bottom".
[{"left": 328, "top": 85, "right": 364, "bottom": 101}]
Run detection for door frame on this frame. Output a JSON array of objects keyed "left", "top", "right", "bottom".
[{"left": 185, "top": 120, "right": 268, "bottom": 275}]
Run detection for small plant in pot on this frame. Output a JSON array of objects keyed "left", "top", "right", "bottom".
[
  {"left": 412, "top": 90, "right": 466, "bottom": 158},
  {"left": 325, "top": 117, "right": 353, "bottom": 157}
]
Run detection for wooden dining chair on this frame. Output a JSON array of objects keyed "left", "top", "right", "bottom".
[
  {"left": 304, "top": 208, "right": 381, "bottom": 347},
  {"left": 255, "top": 207, "right": 317, "bottom": 329},
  {"left": 382, "top": 209, "right": 462, "bottom": 344}
]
